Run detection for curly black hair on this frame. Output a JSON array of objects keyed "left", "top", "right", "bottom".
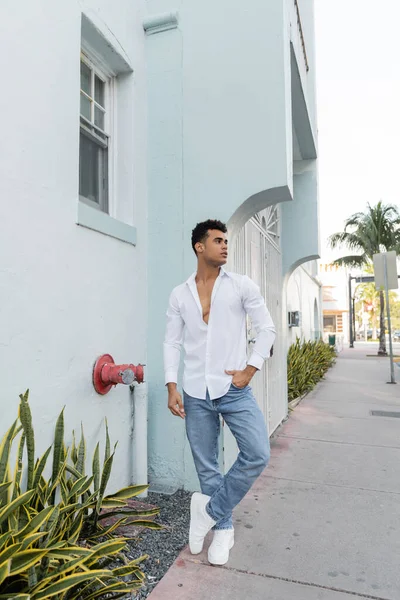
[{"left": 191, "top": 219, "right": 227, "bottom": 255}]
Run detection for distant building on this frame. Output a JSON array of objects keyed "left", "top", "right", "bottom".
[
  {"left": 286, "top": 260, "right": 322, "bottom": 344},
  {"left": 319, "top": 263, "right": 349, "bottom": 344}
]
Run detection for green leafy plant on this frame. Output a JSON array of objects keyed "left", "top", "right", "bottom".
[
  {"left": 0, "top": 391, "right": 162, "bottom": 599},
  {"left": 287, "top": 338, "right": 336, "bottom": 401}
]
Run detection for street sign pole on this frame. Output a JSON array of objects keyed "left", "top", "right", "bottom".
[
  {"left": 348, "top": 275, "right": 354, "bottom": 348},
  {"left": 383, "top": 253, "right": 396, "bottom": 384}
]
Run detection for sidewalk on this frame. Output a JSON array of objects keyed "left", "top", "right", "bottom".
[{"left": 148, "top": 347, "right": 400, "bottom": 600}]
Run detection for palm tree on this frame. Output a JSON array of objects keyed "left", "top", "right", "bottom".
[
  {"left": 355, "top": 282, "right": 380, "bottom": 339},
  {"left": 329, "top": 201, "right": 400, "bottom": 355},
  {"left": 355, "top": 281, "right": 398, "bottom": 341}
]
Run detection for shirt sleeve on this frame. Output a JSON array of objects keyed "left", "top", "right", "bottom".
[
  {"left": 241, "top": 276, "right": 276, "bottom": 370},
  {"left": 163, "top": 289, "right": 184, "bottom": 385}
]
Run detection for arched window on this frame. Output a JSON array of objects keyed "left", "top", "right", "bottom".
[{"left": 256, "top": 205, "right": 280, "bottom": 248}]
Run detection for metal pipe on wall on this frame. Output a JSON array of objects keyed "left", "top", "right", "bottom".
[{"left": 130, "top": 382, "right": 148, "bottom": 498}]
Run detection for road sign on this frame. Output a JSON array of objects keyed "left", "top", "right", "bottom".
[
  {"left": 373, "top": 251, "right": 398, "bottom": 290},
  {"left": 373, "top": 251, "right": 398, "bottom": 384}
]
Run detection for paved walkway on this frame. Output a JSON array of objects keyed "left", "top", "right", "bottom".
[{"left": 148, "top": 347, "right": 400, "bottom": 600}]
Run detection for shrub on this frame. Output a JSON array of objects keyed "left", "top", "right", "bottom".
[
  {"left": 0, "top": 391, "right": 161, "bottom": 599},
  {"left": 287, "top": 338, "right": 336, "bottom": 401}
]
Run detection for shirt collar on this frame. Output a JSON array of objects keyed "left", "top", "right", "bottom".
[{"left": 186, "top": 267, "right": 228, "bottom": 285}]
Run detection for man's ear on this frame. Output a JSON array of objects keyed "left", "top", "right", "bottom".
[{"left": 195, "top": 242, "right": 203, "bottom": 254}]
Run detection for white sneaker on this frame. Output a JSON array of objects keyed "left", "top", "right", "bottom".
[
  {"left": 189, "top": 493, "right": 216, "bottom": 555},
  {"left": 208, "top": 529, "right": 235, "bottom": 565}
]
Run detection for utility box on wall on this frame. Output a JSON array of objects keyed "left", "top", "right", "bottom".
[{"left": 288, "top": 311, "right": 302, "bottom": 328}]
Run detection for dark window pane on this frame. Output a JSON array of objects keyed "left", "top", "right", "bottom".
[
  {"left": 79, "top": 132, "right": 108, "bottom": 212},
  {"left": 94, "top": 106, "right": 105, "bottom": 130},
  {"left": 95, "top": 75, "right": 105, "bottom": 106},
  {"left": 80, "top": 61, "right": 91, "bottom": 95},
  {"left": 80, "top": 93, "right": 91, "bottom": 120},
  {"left": 80, "top": 133, "right": 98, "bottom": 203}
]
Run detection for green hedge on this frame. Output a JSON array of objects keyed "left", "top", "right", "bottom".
[{"left": 287, "top": 338, "right": 336, "bottom": 401}]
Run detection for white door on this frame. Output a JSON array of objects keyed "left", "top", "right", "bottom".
[
  {"left": 224, "top": 205, "right": 285, "bottom": 472},
  {"left": 248, "top": 225, "right": 268, "bottom": 420}
]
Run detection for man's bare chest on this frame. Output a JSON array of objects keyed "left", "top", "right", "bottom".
[{"left": 196, "top": 283, "right": 214, "bottom": 325}]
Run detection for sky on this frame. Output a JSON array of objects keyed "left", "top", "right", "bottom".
[{"left": 315, "top": 0, "right": 400, "bottom": 262}]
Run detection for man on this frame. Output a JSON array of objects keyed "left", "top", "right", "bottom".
[{"left": 164, "top": 219, "right": 276, "bottom": 566}]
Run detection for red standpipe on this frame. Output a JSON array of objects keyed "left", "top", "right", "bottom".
[{"left": 93, "top": 354, "right": 145, "bottom": 395}]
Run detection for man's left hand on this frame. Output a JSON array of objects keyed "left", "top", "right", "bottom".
[{"left": 225, "top": 365, "right": 258, "bottom": 389}]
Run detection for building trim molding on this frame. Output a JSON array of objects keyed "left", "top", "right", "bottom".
[
  {"left": 76, "top": 202, "right": 137, "bottom": 246},
  {"left": 143, "top": 12, "right": 179, "bottom": 35}
]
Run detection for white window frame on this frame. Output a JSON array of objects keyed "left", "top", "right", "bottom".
[
  {"left": 79, "top": 51, "right": 115, "bottom": 214},
  {"left": 77, "top": 14, "right": 137, "bottom": 246}
]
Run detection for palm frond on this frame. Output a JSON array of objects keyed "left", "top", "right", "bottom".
[
  {"left": 330, "top": 201, "right": 400, "bottom": 262},
  {"left": 328, "top": 232, "right": 365, "bottom": 252},
  {"left": 343, "top": 213, "right": 365, "bottom": 230},
  {"left": 331, "top": 255, "right": 369, "bottom": 269}
]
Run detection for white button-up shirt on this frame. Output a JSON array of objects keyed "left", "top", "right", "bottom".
[{"left": 163, "top": 267, "right": 276, "bottom": 400}]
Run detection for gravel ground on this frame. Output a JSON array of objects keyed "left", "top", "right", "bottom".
[{"left": 122, "top": 489, "right": 191, "bottom": 599}]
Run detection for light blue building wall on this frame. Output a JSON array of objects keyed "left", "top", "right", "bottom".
[{"left": 145, "top": 0, "right": 319, "bottom": 490}]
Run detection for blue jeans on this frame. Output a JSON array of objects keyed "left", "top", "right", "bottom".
[{"left": 184, "top": 384, "right": 270, "bottom": 530}]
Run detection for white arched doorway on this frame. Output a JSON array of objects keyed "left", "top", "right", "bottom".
[{"left": 224, "top": 205, "right": 286, "bottom": 471}]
